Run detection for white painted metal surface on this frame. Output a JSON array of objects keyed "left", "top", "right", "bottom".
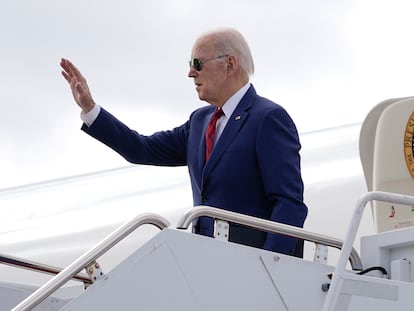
[
  {"left": 322, "top": 191, "right": 414, "bottom": 311},
  {"left": 6, "top": 191, "right": 414, "bottom": 310},
  {"left": 11, "top": 214, "right": 170, "bottom": 311},
  {"left": 60, "top": 229, "right": 335, "bottom": 310}
]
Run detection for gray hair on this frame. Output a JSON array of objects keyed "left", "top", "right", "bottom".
[{"left": 199, "top": 28, "right": 255, "bottom": 78}]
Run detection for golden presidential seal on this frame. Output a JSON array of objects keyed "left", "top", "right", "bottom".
[{"left": 404, "top": 111, "right": 414, "bottom": 178}]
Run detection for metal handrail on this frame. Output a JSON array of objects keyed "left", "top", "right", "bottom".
[
  {"left": 0, "top": 254, "right": 91, "bottom": 285},
  {"left": 12, "top": 213, "right": 170, "bottom": 311},
  {"left": 322, "top": 191, "right": 414, "bottom": 311},
  {"left": 176, "top": 205, "right": 363, "bottom": 271}
]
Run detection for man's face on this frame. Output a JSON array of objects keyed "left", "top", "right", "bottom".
[{"left": 188, "top": 38, "right": 229, "bottom": 107}]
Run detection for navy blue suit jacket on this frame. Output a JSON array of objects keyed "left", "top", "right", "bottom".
[{"left": 82, "top": 85, "right": 308, "bottom": 256}]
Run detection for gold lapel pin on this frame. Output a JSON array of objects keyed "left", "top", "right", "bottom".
[{"left": 235, "top": 115, "right": 241, "bottom": 120}]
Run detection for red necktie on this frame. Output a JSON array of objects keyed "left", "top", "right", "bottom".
[{"left": 205, "top": 108, "right": 224, "bottom": 161}]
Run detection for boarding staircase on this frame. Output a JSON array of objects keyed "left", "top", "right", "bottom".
[{"left": 0, "top": 191, "right": 413, "bottom": 310}]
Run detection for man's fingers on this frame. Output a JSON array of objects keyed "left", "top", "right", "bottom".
[
  {"left": 60, "top": 59, "right": 76, "bottom": 84},
  {"left": 60, "top": 58, "right": 86, "bottom": 83},
  {"left": 66, "top": 60, "right": 84, "bottom": 82},
  {"left": 60, "top": 58, "right": 72, "bottom": 77},
  {"left": 61, "top": 70, "right": 71, "bottom": 83}
]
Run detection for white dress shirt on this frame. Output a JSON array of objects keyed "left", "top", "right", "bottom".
[{"left": 214, "top": 82, "right": 250, "bottom": 146}]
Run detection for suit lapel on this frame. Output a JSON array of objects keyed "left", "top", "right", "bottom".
[{"left": 202, "top": 86, "right": 256, "bottom": 177}]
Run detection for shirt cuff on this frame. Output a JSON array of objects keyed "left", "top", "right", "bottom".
[{"left": 80, "top": 105, "right": 101, "bottom": 127}]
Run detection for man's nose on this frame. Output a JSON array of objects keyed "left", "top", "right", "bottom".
[{"left": 188, "top": 66, "right": 197, "bottom": 78}]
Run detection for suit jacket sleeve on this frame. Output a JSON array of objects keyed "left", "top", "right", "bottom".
[
  {"left": 81, "top": 108, "right": 189, "bottom": 166},
  {"left": 256, "top": 107, "right": 307, "bottom": 253}
]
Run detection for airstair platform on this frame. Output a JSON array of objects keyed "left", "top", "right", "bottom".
[{"left": 6, "top": 192, "right": 414, "bottom": 311}]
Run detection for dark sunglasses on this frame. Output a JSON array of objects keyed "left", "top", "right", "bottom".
[{"left": 189, "top": 55, "right": 228, "bottom": 71}]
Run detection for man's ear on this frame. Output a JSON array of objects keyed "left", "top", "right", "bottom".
[{"left": 227, "top": 55, "right": 237, "bottom": 73}]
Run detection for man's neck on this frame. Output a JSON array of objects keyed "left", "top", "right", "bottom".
[{"left": 216, "top": 78, "right": 250, "bottom": 107}]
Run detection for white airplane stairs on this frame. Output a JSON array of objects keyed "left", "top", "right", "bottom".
[{"left": 2, "top": 96, "right": 414, "bottom": 310}]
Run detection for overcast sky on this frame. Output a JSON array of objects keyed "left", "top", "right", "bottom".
[{"left": 1, "top": 0, "right": 413, "bottom": 188}]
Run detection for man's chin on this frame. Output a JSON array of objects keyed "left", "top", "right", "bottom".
[{"left": 197, "top": 92, "right": 205, "bottom": 101}]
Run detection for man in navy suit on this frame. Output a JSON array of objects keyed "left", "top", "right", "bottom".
[{"left": 60, "top": 28, "right": 308, "bottom": 257}]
